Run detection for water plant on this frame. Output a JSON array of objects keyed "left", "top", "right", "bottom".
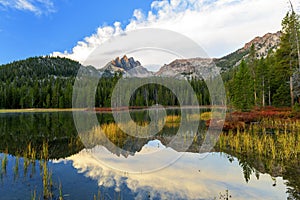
[
  {"left": 215, "top": 117, "right": 300, "bottom": 196},
  {"left": 59, "top": 182, "right": 63, "bottom": 200},
  {"left": 218, "top": 189, "right": 232, "bottom": 200},
  {"left": 1, "top": 153, "right": 7, "bottom": 175},
  {"left": 217, "top": 118, "right": 300, "bottom": 163},
  {"left": 13, "top": 155, "right": 19, "bottom": 180},
  {"left": 93, "top": 190, "right": 101, "bottom": 200},
  {"left": 31, "top": 189, "right": 36, "bottom": 200}
]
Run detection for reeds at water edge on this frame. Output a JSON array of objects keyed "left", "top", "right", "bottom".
[{"left": 217, "top": 118, "right": 300, "bottom": 162}]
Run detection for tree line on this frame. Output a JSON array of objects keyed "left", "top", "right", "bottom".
[{"left": 0, "top": 57, "right": 211, "bottom": 109}]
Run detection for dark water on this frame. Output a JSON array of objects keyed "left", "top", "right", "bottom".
[{"left": 0, "top": 111, "right": 297, "bottom": 199}]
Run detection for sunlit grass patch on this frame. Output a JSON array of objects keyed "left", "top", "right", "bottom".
[
  {"left": 200, "top": 111, "right": 224, "bottom": 121},
  {"left": 165, "top": 115, "right": 181, "bottom": 123},
  {"left": 217, "top": 118, "right": 300, "bottom": 162}
]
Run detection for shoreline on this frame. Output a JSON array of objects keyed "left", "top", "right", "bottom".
[
  {"left": 90, "top": 105, "right": 226, "bottom": 113},
  {"left": 0, "top": 106, "right": 224, "bottom": 114},
  {"left": 0, "top": 108, "right": 86, "bottom": 113}
]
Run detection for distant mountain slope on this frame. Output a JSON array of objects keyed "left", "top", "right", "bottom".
[
  {"left": 155, "top": 31, "right": 281, "bottom": 79},
  {"left": 0, "top": 56, "right": 84, "bottom": 108},
  {"left": 215, "top": 31, "right": 281, "bottom": 71},
  {"left": 0, "top": 56, "right": 82, "bottom": 82},
  {"left": 155, "top": 58, "right": 219, "bottom": 79}
]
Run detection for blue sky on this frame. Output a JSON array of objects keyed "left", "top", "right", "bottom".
[
  {"left": 0, "top": 0, "right": 296, "bottom": 65},
  {"left": 0, "top": 0, "right": 154, "bottom": 64}
]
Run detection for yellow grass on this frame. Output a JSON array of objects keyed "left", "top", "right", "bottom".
[
  {"left": 200, "top": 112, "right": 212, "bottom": 121},
  {"left": 217, "top": 118, "right": 300, "bottom": 161},
  {"left": 200, "top": 111, "right": 224, "bottom": 121},
  {"left": 165, "top": 115, "right": 181, "bottom": 123}
]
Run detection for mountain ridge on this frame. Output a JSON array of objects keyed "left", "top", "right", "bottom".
[
  {"left": 0, "top": 31, "right": 281, "bottom": 80},
  {"left": 153, "top": 31, "right": 281, "bottom": 79},
  {"left": 215, "top": 31, "right": 281, "bottom": 71}
]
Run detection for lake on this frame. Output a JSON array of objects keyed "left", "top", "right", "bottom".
[{"left": 0, "top": 110, "right": 298, "bottom": 200}]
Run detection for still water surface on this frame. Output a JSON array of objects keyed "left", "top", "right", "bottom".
[{"left": 0, "top": 111, "right": 295, "bottom": 199}]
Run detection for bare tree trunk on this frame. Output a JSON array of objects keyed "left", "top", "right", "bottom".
[
  {"left": 262, "top": 77, "right": 265, "bottom": 107},
  {"left": 254, "top": 85, "right": 257, "bottom": 107},
  {"left": 143, "top": 88, "right": 148, "bottom": 107},
  {"left": 290, "top": 56, "right": 295, "bottom": 106},
  {"left": 268, "top": 80, "right": 271, "bottom": 106},
  {"left": 290, "top": 75, "right": 294, "bottom": 106}
]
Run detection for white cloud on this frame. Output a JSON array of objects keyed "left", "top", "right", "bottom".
[
  {"left": 52, "top": 0, "right": 298, "bottom": 65},
  {"left": 15, "top": 0, "right": 39, "bottom": 13},
  {"left": 0, "top": 0, "right": 55, "bottom": 15},
  {"left": 0, "top": 0, "right": 9, "bottom": 7},
  {"left": 53, "top": 22, "right": 124, "bottom": 64}
]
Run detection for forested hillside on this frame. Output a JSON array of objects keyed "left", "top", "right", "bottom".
[
  {"left": 0, "top": 56, "right": 80, "bottom": 108},
  {"left": 224, "top": 11, "right": 300, "bottom": 110},
  {"left": 0, "top": 56, "right": 210, "bottom": 109}
]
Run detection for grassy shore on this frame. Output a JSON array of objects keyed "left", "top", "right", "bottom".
[
  {"left": 0, "top": 105, "right": 220, "bottom": 114},
  {"left": 0, "top": 108, "right": 86, "bottom": 113}
]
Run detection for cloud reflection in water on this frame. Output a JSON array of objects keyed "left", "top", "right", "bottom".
[{"left": 61, "top": 140, "right": 287, "bottom": 200}]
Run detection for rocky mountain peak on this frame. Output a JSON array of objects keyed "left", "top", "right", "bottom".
[
  {"left": 121, "top": 55, "right": 129, "bottom": 63},
  {"left": 243, "top": 31, "right": 281, "bottom": 58},
  {"left": 215, "top": 31, "right": 282, "bottom": 71},
  {"left": 100, "top": 55, "right": 152, "bottom": 77},
  {"left": 108, "top": 55, "right": 141, "bottom": 71}
]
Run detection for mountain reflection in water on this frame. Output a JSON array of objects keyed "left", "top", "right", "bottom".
[{"left": 58, "top": 140, "right": 287, "bottom": 200}]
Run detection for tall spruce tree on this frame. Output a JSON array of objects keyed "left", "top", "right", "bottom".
[
  {"left": 231, "top": 60, "right": 254, "bottom": 111},
  {"left": 275, "top": 11, "right": 300, "bottom": 106}
]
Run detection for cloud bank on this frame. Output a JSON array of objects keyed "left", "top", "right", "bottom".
[
  {"left": 52, "top": 0, "right": 297, "bottom": 65},
  {"left": 0, "top": 0, "right": 55, "bottom": 15}
]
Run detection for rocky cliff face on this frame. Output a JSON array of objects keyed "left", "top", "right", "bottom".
[
  {"left": 155, "top": 58, "right": 220, "bottom": 79},
  {"left": 100, "top": 55, "right": 153, "bottom": 77},
  {"left": 243, "top": 31, "right": 281, "bottom": 58},
  {"left": 110, "top": 55, "right": 141, "bottom": 71}
]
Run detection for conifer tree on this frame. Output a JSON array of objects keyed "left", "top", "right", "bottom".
[
  {"left": 275, "top": 11, "right": 300, "bottom": 106},
  {"left": 231, "top": 60, "right": 254, "bottom": 111}
]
